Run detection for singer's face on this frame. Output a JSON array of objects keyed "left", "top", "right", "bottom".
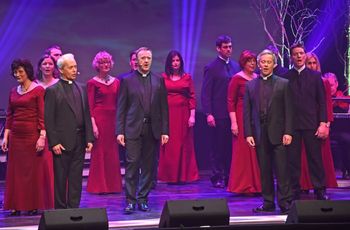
[
  {"left": 171, "top": 55, "right": 181, "bottom": 71},
  {"left": 13, "top": 66, "right": 29, "bottom": 84},
  {"left": 50, "top": 48, "right": 62, "bottom": 62},
  {"left": 130, "top": 53, "right": 138, "bottom": 70},
  {"left": 137, "top": 50, "right": 152, "bottom": 74},
  {"left": 216, "top": 42, "right": 232, "bottom": 59},
  {"left": 40, "top": 57, "right": 55, "bottom": 77},
  {"left": 291, "top": 47, "right": 306, "bottom": 69},
  {"left": 258, "top": 54, "right": 275, "bottom": 77},
  {"left": 60, "top": 59, "right": 77, "bottom": 81}
]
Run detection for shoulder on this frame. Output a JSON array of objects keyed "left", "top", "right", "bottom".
[{"left": 275, "top": 75, "right": 288, "bottom": 83}]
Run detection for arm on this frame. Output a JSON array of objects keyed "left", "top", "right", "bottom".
[
  {"left": 283, "top": 80, "right": 293, "bottom": 145},
  {"left": 116, "top": 78, "right": 128, "bottom": 146},
  {"left": 188, "top": 75, "right": 196, "bottom": 127},
  {"left": 36, "top": 87, "right": 46, "bottom": 152},
  {"left": 227, "top": 76, "right": 239, "bottom": 135},
  {"left": 2, "top": 92, "right": 13, "bottom": 152},
  {"left": 44, "top": 87, "right": 60, "bottom": 149},
  {"left": 315, "top": 74, "right": 328, "bottom": 138},
  {"left": 201, "top": 66, "right": 215, "bottom": 126},
  {"left": 87, "top": 81, "right": 99, "bottom": 139},
  {"left": 160, "top": 77, "right": 169, "bottom": 145},
  {"left": 243, "top": 83, "right": 255, "bottom": 147}
]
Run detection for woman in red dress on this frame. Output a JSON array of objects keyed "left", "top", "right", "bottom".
[
  {"left": 227, "top": 50, "right": 261, "bottom": 194},
  {"left": 300, "top": 53, "right": 338, "bottom": 192},
  {"left": 86, "top": 51, "right": 122, "bottom": 193},
  {"left": 158, "top": 50, "right": 199, "bottom": 183},
  {"left": 1, "top": 59, "right": 51, "bottom": 216}
]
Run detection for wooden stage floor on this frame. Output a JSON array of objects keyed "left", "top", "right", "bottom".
[{"left": 1, "top": 171, "right": 350, "bottom": 229}]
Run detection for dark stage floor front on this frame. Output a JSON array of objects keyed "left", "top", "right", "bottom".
[{"left": 1, "top": 171, "right": 350, "bottom": 229}]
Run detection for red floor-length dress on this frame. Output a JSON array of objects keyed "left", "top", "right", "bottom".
[
  {"left": 4, "top": 86, "right": 54, "bottom": 211},
  {"left": 300, "top": 79, "right": 338, "bottom": 189},
  {"left": 227, "top": 75, "right": 261, "bottom": 193},
  {"left": 86, "top": 78, "right": 122, "bottom": 193},
  {"left": 158, "top": 73, "right": 199, "bottom": 183}
]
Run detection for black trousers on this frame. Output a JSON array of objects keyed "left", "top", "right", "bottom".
[
  {"left": 256, "top": 123, "right": 292, "bottom": 209},
  {"left": 288, "top": 129, "right": 325, "bottom": 192},
  {"left": 209, "top": 118, "right": 232, "bottom": 183},
  {"left": 125, "top": 123, "right": 157, "bottom": 204},
  {"left": 53, "top": 134, "right": 85, "bottom": 209}
]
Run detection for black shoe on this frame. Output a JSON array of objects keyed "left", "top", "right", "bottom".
[
  {"left": 213, "top": 180, "right": 225, "bottom": 188},
  {"left": 138, "top": 202, "right": 150, "bottom": 212},
  {"left": 252, "top": 204, "right": 276, "bottom": 213},
  {"left": 280, "top": 206, "right": 290, "bottom": 215},
  {"left": 8, "top": 210, "right": 20, "bottom": 217},
  {"left": 27, "top": 209, "right": 39, "bottom": 216},
  {"left": 124, "top": 203, "right": 136, "bottom": 214},
  {"left": 315, "top": 190, "right": 329, "bottom": 200}
]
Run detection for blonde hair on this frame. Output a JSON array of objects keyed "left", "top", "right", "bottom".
[{"left": 92, "top": 51, "right": 114, "bottom": 71}]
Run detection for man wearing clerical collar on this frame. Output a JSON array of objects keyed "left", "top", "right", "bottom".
[
  {"left": 244, "top": 49, "right": 293, "bottom": 214},
  {"left": 44, "top": 53, "right": 94, "bottom": 209},
  {"left": 117, "top": 47, "right": 169, "bottom": 214}
]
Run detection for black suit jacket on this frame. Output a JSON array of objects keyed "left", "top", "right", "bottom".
[
  {"left": 283, "top": 67, "right": 326, "bottom": 129},
  {"left": 201, "top": 57, "right": 239, "bottom": 119},
  {"left": 116, "top": 71, "right": 169, "bottom": 139},
  {"left": 244, "top": 75, "right": 293, "bottom": 145},
  {"left": 44, "top": 80, "right": 94, "bottom": 151}
]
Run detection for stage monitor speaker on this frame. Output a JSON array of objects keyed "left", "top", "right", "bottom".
[
  {"left": 38, "top": 207, "right": 108, "bottom": 230},
  {"left": 286, "top": 200, "right": 350, "bottom": 224},
  {"left": 159, "top": 198, "right": 230, "bottom": 228}
]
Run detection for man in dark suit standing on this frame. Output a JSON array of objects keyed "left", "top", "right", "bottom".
[
  {"left": 45, "top": 53, "right": 94, "bottom": 209},
  {"left": 244, "top": 49, "right": 293, "bottom": 214},
  {"left": 117, "top": 47, "right": 169, "bottom": 214},
  {"left": 201, "top": 35, "right": 240, "bottom": 188},
  {"left": 284, "top": 43, "right": 328, "bottom": 200}
]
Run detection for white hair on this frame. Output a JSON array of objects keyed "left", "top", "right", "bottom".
[
  {"left": 57, "top": 53, "right": 75, "bottom": 69},
  {"left": 257, "top": 49, "right": 277, "bottom": 64}
]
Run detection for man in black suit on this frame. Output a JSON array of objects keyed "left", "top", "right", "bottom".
[
  {"left": 45, "top": 53, "right": 94, "bottom": 209},
  {"left": 201, "top": 35, "right": 240, "bottom": 188},
  {"left": 244, "top": 49, "right": 293, "bottom": 214},
  {"left": 116, "top": 47, "right": 169, "bottom": 214},
  {"left": 284, "top": 43, "right": 328, "bottom": 200}
]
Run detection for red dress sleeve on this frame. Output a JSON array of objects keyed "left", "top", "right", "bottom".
[
  {"left": 323, "top": 79, "right": 334, "bottom": 122},
  {"left": 187, "top": 74, "right": 196, "bottom": 110},
  {"left": 87, "top": 80, "right": 96, "bottom": 118},
  {"left": 5, "top": 88, "right": 14, "bottom": 130},
  {"left": 227, "top": 75, "right": 239, "bottom": 113},
  {"left": 36, "top": 86, "right": 45, "bottom": 130}
]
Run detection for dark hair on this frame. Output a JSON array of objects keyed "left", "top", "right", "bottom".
[
  {"left": 36, "top": 54, "right": 58, "bottom": 81},
  {"left": 239, "top": 50, "right": 257, "bottom": 69},
  {"left": 216, "top": 35, "right": 232, "bottom": 47},
  {"left": 44, "top": 44, "right": 62, "bottom": 55},
  {"left": 11, "top": 59, "right": 35, "bottom": 81},
  {"left": 129, "top": 50, "right": 137, "bottom": 61},
  {"left": 290, "top": 42, "right": 305, "bottom": 54},
  {"left": 165, "top": 50, "right": 185, "bottom": 77}
]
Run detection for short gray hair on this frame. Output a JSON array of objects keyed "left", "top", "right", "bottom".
[
  {"left": 257, "top": 49, "right": 277, "bottom": 64},
  {"left": 135, "top": 47, "right": 152, "bottom": 58},
  {"left": 57, "top": 53, "right": 75, "bottom": 69}
]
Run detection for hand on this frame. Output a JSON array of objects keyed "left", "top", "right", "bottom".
[
  {"left": 188, "top": 116, "right": 195, "bottom": 127},
  {"left": 52, "top": 144, "right": 65, "bottom": 155},
  {"left": 246, "top": 136, "right": 255, "bottom": 147},
  {"left": 117, "top": 135, "right": 125, "bottom": 146},
  {"left": 1, "top": 138, "right": 8, "bottom": 152},
  {"left": 85, "top": 142, "right": 93, "bottom": 153},
  {"left": 282, "top": 134, "right": 292, "bottom": 145},
  {"left": 207, "top": 114, "right": 216, "bottom": 127},
  {"left": 231, "top": 122, "right": 238, "bottom": 136},
  {"left": 36, "top": 136, "right": 45, "bottom": 152},
  {"left": 92, "top": 123, "right": 99, "bottom": 139},
  {"left": 161, "top": 135, "right": 169, "bottom": 145},
  {"left": 315, "top": 123, "right": 328, "bottom": 139}
]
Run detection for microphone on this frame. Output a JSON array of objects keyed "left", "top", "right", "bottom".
[{"left": 77, "top": 72, "right": 81, "bottom": 75}]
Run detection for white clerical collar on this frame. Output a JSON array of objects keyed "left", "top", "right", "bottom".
[
  {"left": 218, "top": 55, "right": 230, "bottom": 64},
  {"left": 61, "top": 78, "right": 73, "bottom": 84},
  {"left": 260, "top": 73, "right": 273, "bottom": 80},
  {"left": 294, "top": 65, "right": 306, "bottom": 74},
  {"left": 137, "top": 70, "right": 150, "bottom": 77}
]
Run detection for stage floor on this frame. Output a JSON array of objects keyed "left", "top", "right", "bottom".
[{"left": 1, "top": 171, "right": 350, "bottom": 229}]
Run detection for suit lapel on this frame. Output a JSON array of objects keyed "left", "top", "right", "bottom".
[
  {"left": 252, "top": 78, "right": 260, "bottom": 112},
  {"left": 268, "top": 75, "right": 278, "bottom": 109},
  {"left": 150, "top": 74, "right": 157, "bottom": 105},
  {"left": 131, "top": 75, "right": 145, "bottom": 111}
]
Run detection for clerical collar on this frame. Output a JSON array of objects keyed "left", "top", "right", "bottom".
[
  {"left": 260, "top": 73, "right": 273, "bottom": 80},
  {"left": 293, "top": 65, "right": 306, "bottom": 74},
  {"left": 60, "top": 78, "right": 73, "bottom": 84},
  {"left": 137, "top": 70, "right": 150, "bottom": 78},
  {"left": 218, "top": 55, "right": 230, "bottom": 64}
]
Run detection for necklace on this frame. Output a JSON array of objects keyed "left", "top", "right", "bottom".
[
  {"left": 99, "top": 75, "right": 110, "bottom": 83},
  {"left": 21, "top": 83, "right": 31, "bottom": 92}
]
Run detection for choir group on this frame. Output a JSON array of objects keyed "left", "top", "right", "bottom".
[{"left": 1, "top": 35, "right": 350, "bottom": 216}]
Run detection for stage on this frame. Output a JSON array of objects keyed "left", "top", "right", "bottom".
[{"left": 0, "top": 171, "right": 350, "bottom": 229}]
